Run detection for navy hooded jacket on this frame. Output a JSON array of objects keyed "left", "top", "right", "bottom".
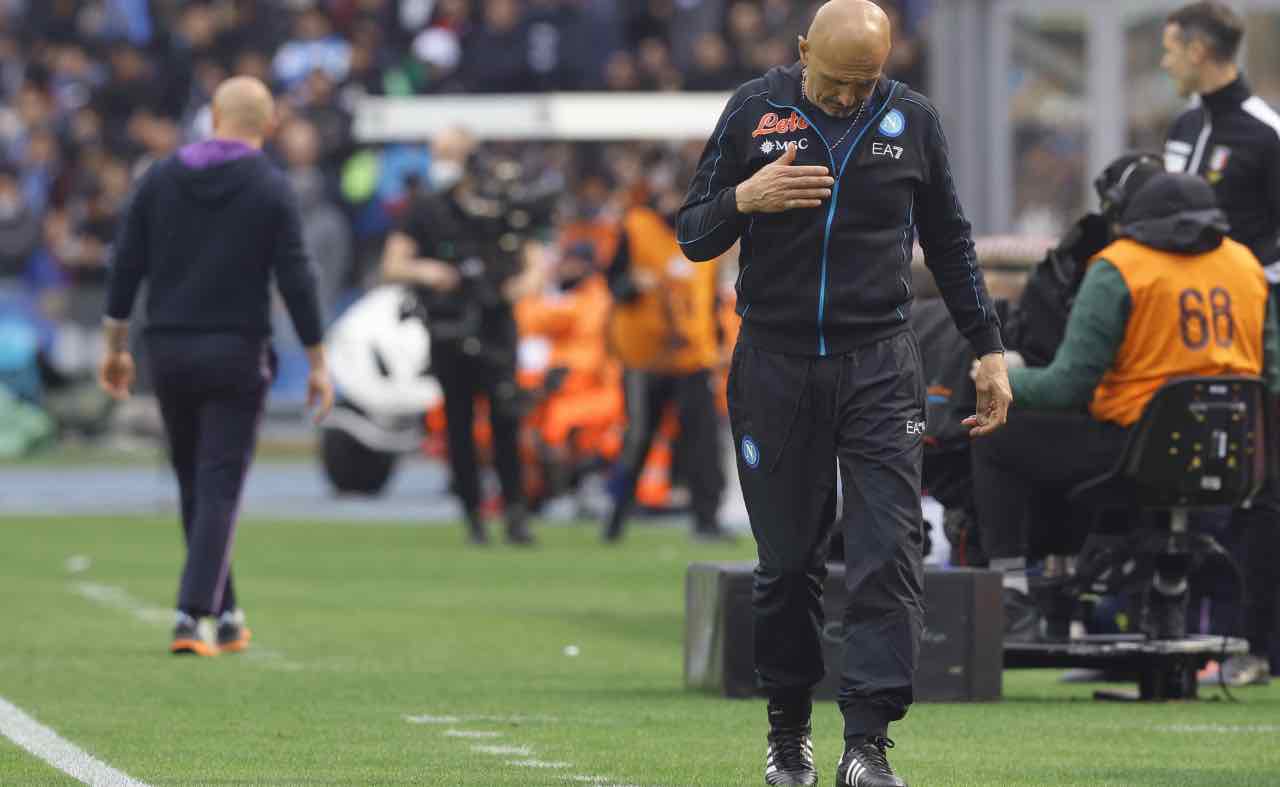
[
  {"left": 678, "top": 62, "right": 1002, "bottom": 358},
  {"left": 104, "top": 139, "right": 324, "bottom": 347}
]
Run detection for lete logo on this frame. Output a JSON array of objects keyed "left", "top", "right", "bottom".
[{"left": 752, "top": 111, "right": 810, "bottom": 137}]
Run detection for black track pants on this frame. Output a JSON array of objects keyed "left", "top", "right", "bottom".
[
  {"left": 148, "top": 332, "right": 271, "bottom": 618},
  {"left": 607, "top": 368, "right": 725, "bottom": 534},
  {"left": 727, "top": 332, "right": 927, "bottom": 738}
]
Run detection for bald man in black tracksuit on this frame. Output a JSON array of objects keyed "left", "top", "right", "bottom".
[
  {"left": 100, "top": 77, "right": 332, "bottom": 657},
  {"left": 677, "top": 3, "right": 1010, "bottom": 785}
]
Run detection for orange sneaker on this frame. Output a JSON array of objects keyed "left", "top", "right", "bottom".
[
  {"left": 170, "top": 613, "right": 217, "bottom": 657},
  {"left": 215, "top": 610, "right": 252, "bottom": 654}
]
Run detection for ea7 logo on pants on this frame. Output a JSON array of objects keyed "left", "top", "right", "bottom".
[
  {"left": 872, "top": 142, "right": 904, "bottom": 160},
  {"left": 906, "top": 420, "right": 926, "bottom": 435}
]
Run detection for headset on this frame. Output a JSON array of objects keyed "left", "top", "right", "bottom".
[{"left": 1094, "top": 152, "right": 1165, "bottom": 220}]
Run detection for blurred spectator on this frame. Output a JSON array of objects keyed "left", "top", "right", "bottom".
[
  {"left": 604, "top": 51, "right": 642, "bottom": 92},
  {"left": 273, "top": 7, "right": 352, "bottom": 91},
  {"left": 0, "top": 163, "right": 39, "bottom": 280},
  {"left": 635, "top": 37, "right": 682, "bottom": 92},
  {"left": 457, "top": 0, "right": 536, "bottom": 93},
  {"left": 685, "top": 33, "right": 738, "bottom": 91},
  {"left": 279, "top": 118, "right": 352, "bottom": 315},
  {"left": 294, "top": 70, "right": 354, "bottom": 172}
]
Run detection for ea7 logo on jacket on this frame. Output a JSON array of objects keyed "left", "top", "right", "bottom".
[
  {"left": 752, "top": 111, "right": 809, "bottom": 137},
  {"left": 872, "top": 141, "right": 904, "bottom": 160}
]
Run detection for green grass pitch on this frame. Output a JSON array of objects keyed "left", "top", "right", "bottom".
[{"left": 2, "top": 516, "right": 1278, "bottom": 786}]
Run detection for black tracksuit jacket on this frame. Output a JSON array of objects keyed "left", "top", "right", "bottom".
[
  {"left": 677, "top": 63, "right": 1002, "bottom": 358},
  {"left": 1164, "top": 76, "right": 1280, "bottom": 270}
]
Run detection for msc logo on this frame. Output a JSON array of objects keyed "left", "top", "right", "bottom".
[
  {"left": 752, "top": 111, "right": 810, "bottom": 137},
  {"left": 906, "top": 420, "right": 926, "bottom": 435},
  {"left": 759, "top": 138, "right": 809, "bottom": 155},
  {"left": 872, "top": 141, "right": 904, "bottom": 160}
]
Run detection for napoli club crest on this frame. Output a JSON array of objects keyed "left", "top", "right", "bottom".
[
  {"left": 879, "top": 109, "right": 906, "bottom": 138},
  {"left": 741, "top": 435, "right": 761, "bottom": 469}
]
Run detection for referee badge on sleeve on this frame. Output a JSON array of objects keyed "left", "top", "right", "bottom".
[{"left": 741, "top": 435, "right": 761, "bottom": 469}]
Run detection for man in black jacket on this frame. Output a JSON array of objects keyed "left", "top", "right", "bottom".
[
  {"left": 1162, "top": 1, "right": 1280, "bottom": 270},
  {"left": 99, "top": 76, "right": 333, "bottom": 657},
  {"left": 678, "top": 2, "right": 1010, "bottom": 785},
  {"left": 1162, "top": 0, "right": 1279, "bottom": 686},
  {"left": 381, "top": 127, "right": 543, "bottom": 546}
]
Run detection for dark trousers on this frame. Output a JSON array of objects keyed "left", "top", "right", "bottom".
[
  {"left": 972, "top": 409, "right": 1128, "bottom": 560},
  {"left": 431, "top": 338, "right": 524, "bottom": 513},
  {"left": 728, "top": 333, "right": 927, "bottom": 739},
  {"left": 606, "top": 368, "right": 725, "bottom": 533},
  {"left": 1233, "top": 486, "right": 1280, "bottom": 658},
  {"left": 147, "top": 332, "right": 271, "bottom": 617}
]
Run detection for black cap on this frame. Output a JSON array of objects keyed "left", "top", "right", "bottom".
[{"left": 1119, "top": 172, "right": 1219, "bottom": 224}]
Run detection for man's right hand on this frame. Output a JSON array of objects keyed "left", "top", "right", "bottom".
[{"left": 735, "top": 145, "right": 834, "bottom": 214}]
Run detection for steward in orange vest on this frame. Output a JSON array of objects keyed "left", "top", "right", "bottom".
[
  {"left": 601, "top": 200, "right": 732, "bottom": 543},
  {"left": 972, "top": 169, "right": 1280, "bottom": 639}
]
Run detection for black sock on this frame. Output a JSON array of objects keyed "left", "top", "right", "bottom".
[
  {"left": 844, "top": 731, "right": 888, "bottom": 752},
  {"left": 767, "top": 695, "right": 812, "bottom": 729}
]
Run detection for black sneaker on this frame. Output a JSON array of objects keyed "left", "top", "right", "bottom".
[
  {"left": 170, "top": 612, "right": 216, "bottom": 657},
  {"left": 836, "top": 737, "right": 906, "bottom": 787},
  {"left": 765, "top": 724, "right": 816, "bottom": 785},
  {"left": 465, "top": 510, "right": 489, "bottom": 546},
  {"left": 505, "top": 505, "right": 536, "bottom": 546},
  {"left": 215, "top": 609, "right": 252, "bottom": 653},
  {"left": 1141, "top": 587, "right": 1188, "bottom": 640},
  {"left": 602, "top": 507, "right": 626, "bottom": 544}
]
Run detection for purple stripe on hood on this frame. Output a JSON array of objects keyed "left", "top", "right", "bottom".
[{"left": 178, "top": 139, "right": 259, "bottom": 169}]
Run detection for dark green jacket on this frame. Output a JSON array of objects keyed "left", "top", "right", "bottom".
[{"left": 1010, "top": 260, "right": 1280, "bottom": 411}]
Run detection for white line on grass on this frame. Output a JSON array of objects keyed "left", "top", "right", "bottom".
[
  {"left": 404, "top": 714, "right": 640, "bottom": 785},
  {"left": 68, "top": 581, "right": 304, "bottom": 671},
  {"left": 471, "top": 745, "right": 532, "bottom": 756},
  {"left": 1155, "top": 723, "right": 1280, "bottom": 734},
  {"left": 506, "top": 759, "right": 570, "bottom": 769},
  {"left": 0, "top": 696, "right": 150, "bottom": 787},
  {"left": 403, "top": 712, "right": 559, "bottom": 724},
  {"left": 443, "top": 729, "right": 501, "bottom": 739}
]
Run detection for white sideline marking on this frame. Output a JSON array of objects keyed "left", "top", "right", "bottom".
[
  {"left": 403, "top": 712, "right": 558, "bottom": 724},
  {"left": 402, "top": 714, "right": 644, "bottom": 787},
  {"left": 71, "top": 582, "right": 170, "bottom": 625},
  {"left": 403, "top": 714, "right": 461, "bottom": 724},
  {"left": 443, "top": 729, "right": 501, "bottom": 739},
  {"left": 69, "top": 581, "right": 303, "bottom": 671},
  {"left": 65, "top": 555, "right": 92, "bottom": 574},
  {"left": 506, "top": 759, "right": 570, "bottom": 769},
  {"left": 1156, "top": 724, "right": 1280, "bottom": 734},
  {"left": 0, "top": 696, "right": 150, "bottom": 787},
  {"left": 471, "top": 745, "right": 532, "bottom": 756}
]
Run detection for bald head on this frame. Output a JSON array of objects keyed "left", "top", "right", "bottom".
[
  {"left": 799, "top": 0, "right": 892, "bottom": 117},
  {"left": 211, "top": 76, "right": 275, "bottom": 145},
  {"left": 432, "top": 126, "right": 477, "bottom": 165}
]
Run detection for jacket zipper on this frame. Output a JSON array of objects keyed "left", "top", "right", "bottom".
[{"left": 768, "top": 85, "right": 899, "bottom": 356}]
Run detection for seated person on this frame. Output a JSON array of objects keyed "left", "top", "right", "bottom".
[
  {"left": 972, "top": 168, "right": 1280, "bottom": 639},
  {"left": 920, "top": 154, "right": 1158, "bottom": 565}
]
